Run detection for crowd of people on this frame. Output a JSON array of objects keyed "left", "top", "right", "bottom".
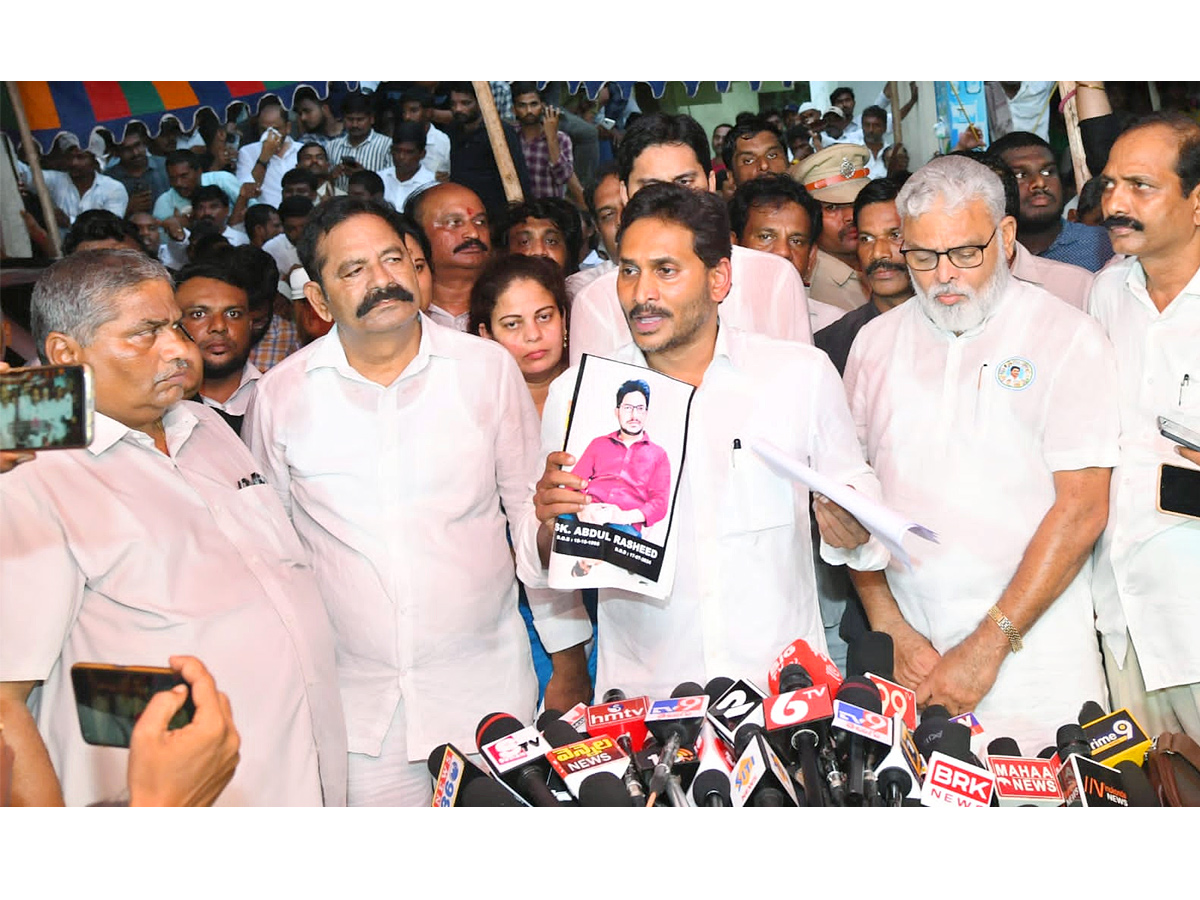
[{"left": 1, "top": 80, "right": 1198, "bottom": 807}]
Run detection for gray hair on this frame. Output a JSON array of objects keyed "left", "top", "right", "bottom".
[
  {"left": 32, "top": 249, "right": 173, "bottom": 363},
  {"left": 895, "top": 155, "right": 1007, "bottom": 226}
]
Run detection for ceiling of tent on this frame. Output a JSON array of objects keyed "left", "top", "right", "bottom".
[
  {"left": 543, "top": 81, "right": 793, "bottom": 100},
  {"left": 2, "top": 81, "right": 359, "bottom": 154}
]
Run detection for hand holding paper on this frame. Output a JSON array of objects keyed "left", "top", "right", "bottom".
[{"left": 750, "top": 439, "right": 938, "bottom": 570}]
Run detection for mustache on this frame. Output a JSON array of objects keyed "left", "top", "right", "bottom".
[
  {"left": 865, "top": 259, "right": 908, "bottom": 278},
  {"left": 453, "top": 238, "right": 488, "bottom": 254},
  {"left": 628, "top": 302, "right": 672, "bottom": 320},
  {"left": 153, "top": 359, "right": 191, "bottom": 383},
  {"left": 356, "top": 283, "right": 415, "bottom": 318},
  {"left": 1101, "top": 215, "right": 1145, "bottom": 232}
]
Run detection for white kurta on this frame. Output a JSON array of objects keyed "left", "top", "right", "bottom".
[
  {"left": 0, "top": 403, "right": 347, "bottom": 806},
  {"left": 245, "top": 317, "right": 555, "bottom": 760},
  {"left": 518, "top": 325, "right": 888, "bottom": 700},
  {"left": 567, "top": 245, "right": 813, "bottom": 366},
  {"left": 1088, "top": 258, "right": 1200, "bottom": 692},
  {"left": 844, "top": 277, "right": 1120, "bottom": 753}
]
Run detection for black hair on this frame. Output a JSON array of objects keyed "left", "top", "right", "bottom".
[
  {"left": 297, "top": 195, "right": 408, "bottom": 288},
  {"left": 616, "top": 379, "right": 650, "bottom": 407},
  {"left": 175, "top": 258, "right": 247, "bottom": 295},
  {"left": 192, "top": 184, "right": 229, "bottom": 208},
  {"left": 852, "top": 177, "right": 901, "bottom": 225},
  {"left": 831, "top": 86, "right": 855, "bottom": 102},
  {"left": 616, "top": 112, "right": 711, "bottom": 184},
  {"left": 468, "top": 253, "right": 569, "bottom": 337},
  {"left": 721, "top": 116, "right": 784, "bottom": 170},
  {"left": 444, "top": 82, "right": 476, "bottom": 100},
  {"left": 394, "top": 216, "right": 433, "bottom": 273},
  {"left": 988, "top": 130, "right": 1054, "bottom": 159},
  {"left": 861, "top": 105, "right": 888, "bottom": 123},
  {"left": 402, "top": 86, "right": 434, "bottom": 109},
  {"left": 510, "top": 81, "right": 540, "bottom": 100},
  {"left": 229, "top": 244, "right": 282, "bottom": 310},
  {"left": 1077, "top": 175, "right": 1105, "bottom": 219},
  {"left": 392, "top": 121, "right": 427, "bottom": 149},
  {"left": 785, "top": 124, "right": 811, "bottom": 145},
  {"left": 244, "top": 203, "right": 279, "bottom": 237},
  {"left": 63, "top": 210, "right": 142, "bottom": 255},
  {"left": 498, "top": 197, "right": 581, "bottom": 275},
  {"left": 278, "top": 196, "right": 315, "bottom": 221},
  {"left": 282, "top": 168, "right": 319, "bottom": 192},
  {"left": 727, "top": 173, "right": 823, "bottom": 245},
  {"left": 952, "top": 149, "right": 1021, "bottom": 220},
  {"left": 1121, "top": 111, "right": 1200, "bottom": 196},
  {"left": 587, "top": 162, "right": 621, "bottom": 216},
  {"left": 298, "top": 141, "right": 327, "bottom": 159},
  {"left": 617, "top": 181, "right": 731, "bottom": 269},
  {"left": 348, "top": 169, "right": 385, "bottom": 198},
  {"left": 341, "top": 92, "right": 374, "bottom": 117},
  {"left": 164, "top": 150, "right": 200, "bottom": 170},
  {"left": 713, "top": 122, "right": 733, "bottom": 136}
]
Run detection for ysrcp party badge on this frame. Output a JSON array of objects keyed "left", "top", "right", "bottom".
[{"left": 996, "top": 357, "right": 1035, "bottom": 391}]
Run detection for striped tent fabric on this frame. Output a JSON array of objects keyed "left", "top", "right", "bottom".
[
  {"left": 543, "top": 81, "right": 792, "bottom": 101},
  {"left": 3, "top": 81, "right": 357, "bottom": 153}
]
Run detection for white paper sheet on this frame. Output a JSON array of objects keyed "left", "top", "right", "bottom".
[{"left": 750, "top": 439, "right": 939, "bottom": 570}]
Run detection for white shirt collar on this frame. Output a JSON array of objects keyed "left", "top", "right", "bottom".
[{"left": 87, "top": 402, "right": 200, "bottom": 457}]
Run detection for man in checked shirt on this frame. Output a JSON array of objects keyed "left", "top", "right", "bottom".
[{"left": 513, "top": 82, "right": 584, "bottom": 207}]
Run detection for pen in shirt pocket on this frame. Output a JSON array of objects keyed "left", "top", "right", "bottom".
[
  {"left": 732, "top": 437, "right": 741, "bottom": 468},
  {"left": 1181, "top": 373, "right": 1191, "bottom": 407}
]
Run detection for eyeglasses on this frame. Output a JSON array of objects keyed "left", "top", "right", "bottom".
[
  {"left": 619, "top": 404, "right": 647, "bottom": 414},
  {"left": 901, "top": 228, "right": 997, "bottom": 271}
]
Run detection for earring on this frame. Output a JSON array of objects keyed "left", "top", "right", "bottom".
[{"left": 563, "top": 329, "right": 569, "bottom": 348}]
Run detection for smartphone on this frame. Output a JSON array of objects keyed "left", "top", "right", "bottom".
[
  {"left": 0, "top": 364, "right": 93, "bottom": 452},
  {"left": 1159, "top": 416, "right": 1200, "bottom": 453},
  {"left": 1159, "top": 463, "right": 1200, "bottom": 521},
  {"left": 341, "top": 156, "right": 361, "bottom": 168},
  {"left": 71, "top": 663, "right": 194, "bottom": 748}
]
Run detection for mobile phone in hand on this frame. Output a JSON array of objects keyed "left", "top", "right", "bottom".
[
  {"left": 0, "top": 364, "right": 93, "bottom": 452},
  {"left": 71, "top": 663, "right": 194, "bottom": 748}
]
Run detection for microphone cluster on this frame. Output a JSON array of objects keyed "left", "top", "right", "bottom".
[{"left": 428, "top": 633, "right": 1161, "bottom": 807}]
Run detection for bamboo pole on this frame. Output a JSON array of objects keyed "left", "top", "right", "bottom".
[
  {"left": 1057, "top": 81, "right": 1090, "bottom": 196},
  {"left": 886, "top": 81, "right": 903, "bottom": 147},
  {"left": 4, "top": 81, "right": 63, "bottom": 258},
  {"left": 471, "top": 80, "right": 524, "bottom": 206}
]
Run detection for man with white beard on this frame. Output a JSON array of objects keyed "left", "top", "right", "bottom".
[{"left": 841, "top": 155, "right": 1121, "bottom": 753}]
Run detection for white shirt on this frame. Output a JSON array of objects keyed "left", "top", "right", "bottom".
[
  {"left": 263, "top": 232, "right": 301, "bottom": 279},
  {"left": 425, "top": 305, "right": 470, "bottom": 332},
  {"left": 200, "top": 362, "right": 261, "bottom": 417},
  {"left": 236, "top": 138, "right": 301, "bottom": 209},
  {"left": 568, "top": 245, "right": 813, "bottom": 367},
  {"left": 810, "top": 298, "right": 848, "bottom": 333},
  {"left": 565, "top": 258, "right": 615, "bottom": 301},
  {"left": 1007, "top": 81, "right": 1056, "bottom": 141},
  {"left": 381, "top": 165, "right": 435, "bottom": 213},
  {"left": 1088, "top": 258, "right": 1200, "bottom": 692},
  {"left": 0, "top": 402, "right": 347, "bottom": 806},
  {"left": 518, "top": 326, "right": 888, "bottom": 700},
  {"left": 244, "top": 317, "right": 550, "bottom": 759},
  {"left": 865, "top": 145, "right": 890, "bottom": 180},
  {"left": 421, "top": 124, "right": 451, "bottom": 177},
  {"left": 844, "top": 276, "right": 1120, "bottom": 753},
  {"left": 42, "top": 170, "right": 128, "bottom": 223},
  {"left": 1010, "top": 240, "right": 1094, "bottom": 311}
]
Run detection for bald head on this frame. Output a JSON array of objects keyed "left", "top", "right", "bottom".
[{"left": 410, "top": 183, "right": 492, "bottom": 274}]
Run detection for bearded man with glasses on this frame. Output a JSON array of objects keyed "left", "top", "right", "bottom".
[{"left": 841, "top": 155, "right": 1122, "bottom": 754}]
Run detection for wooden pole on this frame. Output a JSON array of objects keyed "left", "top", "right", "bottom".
[
  {"left": 886, "top": 81, "right": 903, "bottom": 147},
  {"left": 471, "top": 80, "right": 524, "bottom": 207},
  {"left": 4, "top": 81, "right": 63, "bottom": 258},
  {"left": 1057, "top": 81, "right": 1090, "bottom": 196}
]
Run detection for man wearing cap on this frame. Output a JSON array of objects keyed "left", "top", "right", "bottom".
[
  {"left": 38, "top": 133, "right": 129, "bottom": 227},
  {"left": 792, "top": 145, "right": 871, "bottom": 312}
]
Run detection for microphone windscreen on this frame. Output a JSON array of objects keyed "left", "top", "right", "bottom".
[
  {"left": 1037, "top": 746, "right": 1058, "bottom": 759},
  {"left": 836, "top": 675, "right": 883, "bottom": 713},
  {"left": 704, "top": 676, "right": 734, "bottom": 701},
  {"left": 427, "top": 743, "right": 452, "bottom": 779},
  {"left": 461, "top": 776, "right": 526, "bottom": 807},
  {"left": 536, "top": 709, "right": 565, "bottom": 731},
  {"left": 878, "top": 765, "right": 912, "bottom": 796},
  {"left": 933, "top": 721, "right": 974, "bottom": 762},
  {"left": 922, "top": 704, "right": 951, "bottom": 723},
  {"left": 602, "top": 688, "right": 627, "bottom": 703},
  {"left": 733, "top": 722, "right": 763, "bottom": 759},
  {"left": 1078, "top": 700, "right": 1106, "bottom": 726},
  {"left": 578, "top": 771, "right": 636, "bottom": 807},
  {"left": 476, "top": 711, "right": 524, "bottom": 749},
  {"left": 779, "top": 663, "right": 813, "bottom": 693},
  {"left": 691, "top": 768, "right": 732, "bottom": 806},
  {"left": 1056, "top": 723, "right": 1090, "bottom": 758},
  {"left": 1115, "top": 761, "right": 1161, "bottom": 807},
  {"left": 987, "top": 736, "right": 1022, "bottom": 758},
  {"left": 541, "top": 718, "right": 586, "bottom": 749},
  {"left": 672, "top": 681, "right": 704, "bottom": 698},
  {"left": 847, "top": 631, "right": 895, "bottom": 681}
]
